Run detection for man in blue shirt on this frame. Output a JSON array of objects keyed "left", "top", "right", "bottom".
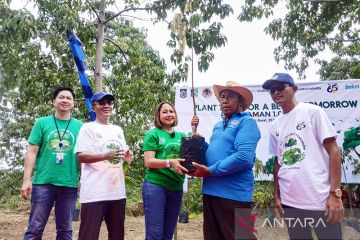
[{"left": 191, "top": 81, "right": 260, "bottom": 240}]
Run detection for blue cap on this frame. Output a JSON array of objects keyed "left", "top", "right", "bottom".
[
  {"left": 91, "top": 92, "right": 115, "bottom": 104},
  {"left": 262, "top": 73, "right": 295, "bottom": 90}
]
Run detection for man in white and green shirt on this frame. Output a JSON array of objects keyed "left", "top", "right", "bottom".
[{"left": 263, "top": 73, "right": 344, "bottom": 240}]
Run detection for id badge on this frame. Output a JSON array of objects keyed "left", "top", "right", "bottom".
[{"left": 56, "top": 152, "right": 64, "bottom": 164}]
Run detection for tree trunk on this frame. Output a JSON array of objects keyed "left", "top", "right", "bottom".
[{"left": 94, "top": 0, "right": 106, "bottom": 92}]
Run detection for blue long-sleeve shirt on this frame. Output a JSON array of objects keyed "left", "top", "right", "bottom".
[{"left": 203, "top": 112, "right": 261, "bottom": 202}]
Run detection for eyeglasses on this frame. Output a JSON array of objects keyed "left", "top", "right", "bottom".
[
  {"left": 93, "top": 101, "right": 114, "bottom": 106},
  {"left": 269, "top": 84, "right": 290, "bottom": 94}
]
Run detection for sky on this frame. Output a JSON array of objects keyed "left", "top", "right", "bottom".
[{"left": 11, "top": 0, "right": 332, "bottom": 87}]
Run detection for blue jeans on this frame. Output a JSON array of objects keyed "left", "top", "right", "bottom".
[
  {"left": 24, "top": 184, "right": 78, "bottom": 240},
  {"left": 142, "top": 180, "right": 183, "bottom": 240}
]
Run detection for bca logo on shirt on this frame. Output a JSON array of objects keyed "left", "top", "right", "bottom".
[
  {"left": 180, "top": 89, "right": 187, "bottom": 98},
  {"left": 296, "top": 121, "right": 306, "bottom": 130},
  {"left": 202, "top": 88, "right": 212, "bottom": 98},
  {"left": 327, "top": 83, "right": 338, "bottom": 93}
]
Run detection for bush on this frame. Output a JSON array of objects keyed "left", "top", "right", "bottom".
[
  {"left": 0, "top": 169, "right": 23, "bottom": 197},
  {"left": 252, "top": 181, "right": 274, "bottom": 214},
  {"left": 0, "top": 169, "right": 29, "bottom": 212},
  {"left": 183, "top": 177, "right": 203, "bottom": 214}
]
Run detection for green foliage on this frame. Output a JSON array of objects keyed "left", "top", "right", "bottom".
[
  {"left": 0, "top": 169, "right": 29, "bottom": 212},
  {"left": 0, "top": 169, "right": 22, "bottom": 197},
  {"left": 238, "top": 0, "right": 360, "bottom": 78},
  {"left": 319, "top": 57, "right": 360, "bottom": 80},
  {"left": 125, "top": 151, "right": 146, "bottom": 205},
  {"left": 0, "top": 170, "right": 276, "bottom": 217},
  {"left": 148, "top": 0, "right": 232, "bottom": 72},
  {"left": 0, "top": 195, "right": 30, "bottom": 212},
  {"left": 0, "top": 3, "right": 172, "bottom": 173},
  {"left": 183, "top": 177, "right": 203, "bottom": 214},
  {"left": 341, "top": 126, "right": 360, "bottom": 174},
  {"left": 253, "top": 181, "right": 274, "bottom": 212},
  {"left": 0, "top": 1, "right": 244, "bottom": 212},
  {"left": 254, "top": 156, "right": 275, "bottom": 178},
  {"left": 254, "top": 158, "right": 266, "bottom": 178}
]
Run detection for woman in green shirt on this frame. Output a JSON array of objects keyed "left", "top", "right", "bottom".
[{"left": 142, "top": 101, "right": 188, "bottom": 240}]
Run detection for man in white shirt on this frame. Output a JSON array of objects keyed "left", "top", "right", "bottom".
[
  {"left": 262, "top": 73, "right": 344, "bottom": 240},
  {"left": 75, "top": 92, "right": 133, "bottom": 240}
]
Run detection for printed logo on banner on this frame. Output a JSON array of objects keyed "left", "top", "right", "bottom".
[
  {"left": 179, "top": 89, "right": 187, "bottom": 98},
  {"left": 191, "top": 88, "right": 199, "bottom": 97},
  {"left": 327, "top": 83, "right": 338, "bottom": 93},
  {"left": 202, "top": 88, "right": 212, "bottom": 98},
  {"left": 345, "top": 84, "right": 360, "bottom": 90}
]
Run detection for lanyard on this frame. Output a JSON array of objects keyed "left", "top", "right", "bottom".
[{"left": 53, "top": 115, "right": 72, "bottom": 148}]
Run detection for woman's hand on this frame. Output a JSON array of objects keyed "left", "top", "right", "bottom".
[{"left": 170, "top": 159, "right": 188, "bottom": 175}]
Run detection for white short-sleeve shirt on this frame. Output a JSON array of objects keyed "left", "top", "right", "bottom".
[
  {"left": 269, "top": 102, "right": 337, "bottom": 210},
  {"left": 75, "top": 121, "right": 127, "bottom": 203}
]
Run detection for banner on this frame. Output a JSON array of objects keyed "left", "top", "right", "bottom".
[{"left": 175, "top": 80, "right": 360, "bottom": 183}]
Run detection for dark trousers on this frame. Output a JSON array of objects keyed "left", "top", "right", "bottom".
[
  {"left": 78, "top": 199, "right": 126, "bottom": 240},
  {"left": 282, "top": 204, "right": 342, "bottom": 240},
  {"left": 203, "top": 194, "right": 256, "bottom": 240}
]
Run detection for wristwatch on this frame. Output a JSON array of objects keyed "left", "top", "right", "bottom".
[
  {"left": 330, "top": 188, "right": 342, "bottom": 198},
  {"left": 165, "top": 160, "right": 171, "bottom": 168}
]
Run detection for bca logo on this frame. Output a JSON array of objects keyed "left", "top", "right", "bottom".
[
  {"left": 202, "top": 88, "right": 212, "bottom": 98},
  {"left": 327, "top": 83, "right": 338, "bottom": 93},
  {"left": 296, "top": 121, "right": 306, "bottom": 130},
  {"left": 180, "top": 89, "right": 187, "bottom": 98}
]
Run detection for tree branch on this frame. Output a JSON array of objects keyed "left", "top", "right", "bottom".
[
  {"left": 303, "top": 0, "right": 346, "bottom": 2},
  {"left": 105, "top": 7, "right": 151, "bottom": 24},
  {"left": 324, "top": 37, "right": 360, "bottom": 43},
  {"left": 22, "top": 0, "right": 31, "bottom": 9},
  {"left": 104, "top": 37, "right": 128, "bottom": 62},
  {"left": 85, "top": 0, "right": 100, "bottom": 22},
  {"left": 104, "top": 0, "right": 177, "bottom": 24},
  {"left": 120, "top": 14, "right": 159, "bottom": 23},
  {"left": 101, "top": 74, "right": 114, "bottom": 97}
]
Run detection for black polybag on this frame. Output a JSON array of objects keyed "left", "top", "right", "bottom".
[{"left": 180, "top": 135, "right": 206, "bottom": 173}]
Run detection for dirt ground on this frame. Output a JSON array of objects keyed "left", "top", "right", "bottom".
[{"left": 1, "top": 211, "right": 359, "bottom": 240}]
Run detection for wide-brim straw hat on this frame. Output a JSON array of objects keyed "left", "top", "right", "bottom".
[{"left": 213, "top": 81, "right": 253, "bottom": 110}]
